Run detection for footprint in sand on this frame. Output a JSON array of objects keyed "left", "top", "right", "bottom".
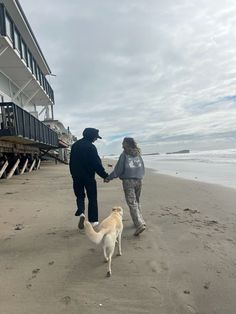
[
  {"left": 226, "top": 238, "right": 234, "bottom": 242},
  {"left": 27, "top": 268, "right": 40, "bottom": 283},
  {"left": 205, "top": 220, "right": 218, "bottom": 226},
  {"left": 63, "top": 234, "right": 71, "bottom": 239},
  {"left": 204, "top": 281, "right": 210, "bottom": 289},
  {"left": 89, "top": 248, "right": 96, "bottom": 253},
  {"left": 147, "top": 260, "right": 160, "bottom": 273},
  {"left": 183, "top": 208, "right": 200, "bottom": 214},
  {"left": 4, "top": 236, "right": 14, "bottom": 241},
  {"left": 32, "top": 268, "right": 40, "bottom": 275},
  {"left": 160, "top": 262, "right": 169, "bottom": 271},
  {"left": 134, "top": 246, "right": 143, "bottom": 251},
  {"left": 203, "top": 243, "right": 215, "bottom": 252},
  {"left": 151, "top": 261, "right": 160, "bottom": 273},
  {"left": 150, "top": 211, "right": 157, "bottom": 216},
  {"left": 60, "top": 296, "right": 71, "bottom": 305},
  {"left": 14, "top": 224, "right": 24, "bottom": 231},
  {"left": 186, "top": 304, "right": 197, "bottom": 314},
  {"left": 5, "top": 266, "right": 13, "bottom": 270},
  {"left": 48, "top": 261, "right": 54, "bottom": 265},
  {"left": 150, "top": 286, "right": 161, "bottom": 293}
]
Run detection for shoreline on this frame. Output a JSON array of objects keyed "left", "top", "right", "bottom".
[
  {"left": 107, "top": 153, "right": 236, "bottom": 189},
  {"left": 106, "top": 155, "right": 236, "bottom": 191},
  {"left": 0, "top": 162, "right": 236, "bottom": 314},
  {"left": 146, "top": 165, "right": 236, "bottom": 191},
  {"left": 143, "top": 158, "right": 236, "bottom": 190}
]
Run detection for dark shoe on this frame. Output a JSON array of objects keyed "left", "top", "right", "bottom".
[
  {"left": 134, "top": 224, "right": 146, "bottom": 236},
  {"left": 75, "top": 209, "right": 80, "bottom": 216},
  {"left": 78, "top": 214, "right": 85, "bottom": 229}
]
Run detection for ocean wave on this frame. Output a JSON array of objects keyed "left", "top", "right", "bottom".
[{"left": 144, "top": 148, "right": 236, "bottom": 165}]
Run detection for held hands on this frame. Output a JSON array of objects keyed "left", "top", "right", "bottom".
[{"left": 104, "top": 177, "right": 110, "bottom": 183}]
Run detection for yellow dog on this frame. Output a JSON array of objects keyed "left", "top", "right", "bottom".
[{"left": 84, "top": 206, "right": 123, "bottom": 277}]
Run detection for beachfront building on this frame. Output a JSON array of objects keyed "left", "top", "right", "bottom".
[
  {"left": 0, "top": 0, "right": 69, "bottom": 178},
  {"left": 43, "top": 120, "right": 77, "bottom": 164},
  {"left": 0, "top": 0, "right": 55, "bottom": 119}
]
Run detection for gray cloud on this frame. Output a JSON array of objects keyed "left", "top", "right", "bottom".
[{"left": 20, "top": 0, "right": 236, "bottom": 154}]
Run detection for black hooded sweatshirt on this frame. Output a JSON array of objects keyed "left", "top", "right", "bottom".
[{"left": 69, "top": 138, "right": 108, "bottom": 179}]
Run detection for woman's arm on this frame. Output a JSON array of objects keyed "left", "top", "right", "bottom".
[{"left": 107, "top": 152, "right": 125, "bottom": 180}]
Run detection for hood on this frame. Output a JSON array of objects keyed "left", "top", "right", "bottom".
[{"left": 124, "top": 147, "right": 140, "bottom": 157}]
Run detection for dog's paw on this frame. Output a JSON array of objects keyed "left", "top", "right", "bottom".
[
  {"left": 117, "top": 252, "right": 122, "bottom": 256},
  {"left": 106, "top": 271, "right": 111, "bottom": 277}
]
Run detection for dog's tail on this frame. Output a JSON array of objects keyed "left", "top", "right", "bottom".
[{"left": 84, "top": 221, "right": 108, "bottom": 244}]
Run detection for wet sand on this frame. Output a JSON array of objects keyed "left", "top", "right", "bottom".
[{"left": 0, "top": 162, "right": 236, "bottom": 314}]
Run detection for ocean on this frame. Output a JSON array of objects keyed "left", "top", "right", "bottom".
[{"left": 142, "top": 149, "right": 236, "bottom": 189}]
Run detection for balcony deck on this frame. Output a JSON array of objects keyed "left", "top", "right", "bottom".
[{"left": 0, "top": 102, "right": 58, "bottom": 148}]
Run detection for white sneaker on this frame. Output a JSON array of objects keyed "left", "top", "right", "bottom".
[{"left": 91, "top": 221, "right": 99, "bottom": 227}]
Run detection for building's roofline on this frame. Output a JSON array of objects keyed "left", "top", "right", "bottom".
[{"left": 15, "top": 0, "right": 51, "bottom": 74}]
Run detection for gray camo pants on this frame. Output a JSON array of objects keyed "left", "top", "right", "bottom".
[{"left": 122, "top": 179, "right": 146, "bottom": 228}]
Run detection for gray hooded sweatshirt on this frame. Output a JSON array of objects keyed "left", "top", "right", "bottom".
[{"left": 107, "top": 150, "right": 145, "bottom": 180}]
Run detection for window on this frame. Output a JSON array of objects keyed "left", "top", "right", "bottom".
[
  {"left": 21, "top": 40, "right": 28, "bottom": 64},
  {"left": 14, "top": 28, "right": 21, "bottom": 53},
  {"left": 32, "top": 58, "right": 37, "bottom": 77},
  {"left": 37, "top": 66, "right": 41, "bottom": 83},
  {"left": 38, "top": 69, "right": 42, "bottom": 85},
  {"left": 42, "top": 74, "right": 45, "bottom": 89},
  {"left": 34, "top": 64, "right": 39, "bottom": 80},
  {"left": 45, "top": 80, "right": 48, "bottom": 94},
  {"left": 28, "top": 51, "right": 33, "bottom": 72},
  {"left": 5, "top": 14, "right": 13, "bottom": 41}
]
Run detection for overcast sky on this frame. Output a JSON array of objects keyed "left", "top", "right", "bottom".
[{"left": 20, "top": 0, "right": 236, "bottom": 154}]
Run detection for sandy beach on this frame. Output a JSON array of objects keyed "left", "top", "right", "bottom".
[{"left": 0, "top": 161, "right": 236, "bottom": 314}]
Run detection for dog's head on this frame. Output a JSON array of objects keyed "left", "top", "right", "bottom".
[{"left": 112, "top": 206, "right": 123, "bottom": 216}]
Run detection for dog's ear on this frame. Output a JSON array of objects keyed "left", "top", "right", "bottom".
[{"left": 112, "top": 206, "right": 123, "bottom": 213}]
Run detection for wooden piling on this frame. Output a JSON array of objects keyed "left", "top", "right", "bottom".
[
  {"left": 29, "top": 159, "right": 36, "bottom": 173},
  {"left": 0, "top": 160, "right": 9, "bottom": 178},
  {"left": 20, "top": 159, "right": 28, "bottom": 175},
  {"left": 6, "top": 159, "right": 20, "bottom": 179},
  {"left": 36, "top": 159, "right": 41, "bottom": 170}
]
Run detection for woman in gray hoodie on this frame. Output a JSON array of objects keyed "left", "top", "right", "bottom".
[{"left": 106, "top": 137, "right": 146, "bottom": 236}]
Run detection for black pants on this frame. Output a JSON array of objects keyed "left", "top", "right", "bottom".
[{"left": 72, "top": 177, "right": 98, "bottom": 222}]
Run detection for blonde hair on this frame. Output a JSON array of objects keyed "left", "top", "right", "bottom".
[{"left": 123, "top": 137, "right": 141, "bottom": 156}]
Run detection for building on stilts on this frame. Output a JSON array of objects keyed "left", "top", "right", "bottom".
[{"left": 0, "top": 0, "right": 73, "bottom": 180}]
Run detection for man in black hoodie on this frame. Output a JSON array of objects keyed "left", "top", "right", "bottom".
[{"left": 69, "top": 128, "right": 108, "bottom": 229}]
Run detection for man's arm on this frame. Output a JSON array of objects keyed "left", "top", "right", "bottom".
[
  {"left": 89, "top": 145, "right": 108, "bottom": 179},
  {"left": 69, "top": 144, "right": 75, "bottom": 175}
]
